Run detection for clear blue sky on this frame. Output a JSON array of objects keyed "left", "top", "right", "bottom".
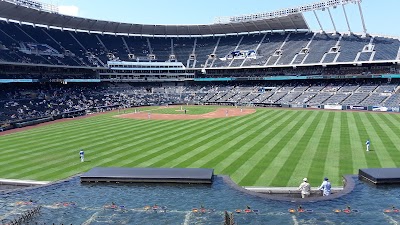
[{"left": 42, "top": 0, "right": 399, "bottom": 36}]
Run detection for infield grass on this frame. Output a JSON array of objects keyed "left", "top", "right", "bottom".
[
  {"left": 152, "top": 106, "right": 218, "bottom": 115},
  {"left": 0, "top": 106, "right": 399, "bottom": 187}
]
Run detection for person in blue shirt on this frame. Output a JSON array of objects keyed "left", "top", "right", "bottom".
[
  {"left": 366, "top": 139, "right": 370, "bottom": 152},
  {"left": 79, "top": 149, "right": 84, "bottom": 162},
  {"left": 318, "top": 177, "right": 331, "bottom": 196}
]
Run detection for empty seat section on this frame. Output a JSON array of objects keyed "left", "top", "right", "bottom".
[
  {"left": 173, "top": 38, "right": 194, "bottom": 64},
  {"left": 304, "top": 33, "right": 339, "bottom": 64},
  {"left": 276, "top": 33, "right": 312, "bottom": 65},
  {"left": 212, "top": 36, "right": 242, "bottom": 68},
  {"left": 336, "top": 34, "right": 370, "bottom": 62}
]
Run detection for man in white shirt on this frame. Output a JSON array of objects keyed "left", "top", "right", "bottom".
[
  {"left": 366, "top": 140, "right": 370, "bottom": 151},
  {"left": 298, "top": 178, "right": 311, "bottom": 198}
]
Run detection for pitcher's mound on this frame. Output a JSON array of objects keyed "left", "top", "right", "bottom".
[{"left": 117, "top": 108, "right": 256, "bottom": 120}]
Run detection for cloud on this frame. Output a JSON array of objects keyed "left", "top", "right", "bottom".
[{"left": 58, "top": 5, "right": 79, "bottom": 17}]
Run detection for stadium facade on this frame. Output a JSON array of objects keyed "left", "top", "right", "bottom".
[{"left": 0, "top": 0, "right": 400, "bottom": 130}]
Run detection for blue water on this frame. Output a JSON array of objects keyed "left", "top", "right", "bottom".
[{"left": 1, "top": 176, "right": 400, "bottom": 224}]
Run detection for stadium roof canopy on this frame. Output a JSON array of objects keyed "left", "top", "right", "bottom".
[{"left": 0, "top": 1, "right": 309, "bottom": 36}]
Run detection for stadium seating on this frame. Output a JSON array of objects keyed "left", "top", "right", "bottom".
[
  {"left": 303, "top": 33, "right": 339, "bottom": 64},
  {"left": 276, "top": 33, "right": 313, "bottom": 65},
  {"left": 1, "top": 78, "right": 399, "bottom": 125},
  {"left": 194, "top": 37, "right": 217, "bottom": 68},
  {"left": 244, "top": 33, "right": 286, "bottom": 67},
  {"left": 384, "top": 94, "right": 400, "bottom": 107},
  {"left": 211, "top": 36, "right": 242, "bottom": 68},
  {"left": 98, "top": 35, "right": 131, "bottom": 62},
  {"left": 373, "top": 37, "right": 400, "bottom": 61},
  {"left": 336, "top": 34, "right": 370, "bottom": 63},
  {"left": 149, "top": 38, "right": 172, "bottom": 62},
  {"left": 0, "top": 20, "right": 400, "bottom": 126},
  {"left": 0, "top": 21, "right": 398, "bottom": 68},
  {"left": 173, "top": 38, "right": 195, "bottom": 65}
]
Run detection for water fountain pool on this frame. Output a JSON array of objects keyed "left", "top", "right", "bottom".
[{"left": 1, "top": 176, "right": 399, "bottom": 224}]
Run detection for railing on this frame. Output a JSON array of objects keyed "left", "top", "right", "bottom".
[
  {"left": 6, "top": 205, "right": 42, "bottom": 225},
  {"left": 224, "top": 211, "right": 235, "bottom": 225}
]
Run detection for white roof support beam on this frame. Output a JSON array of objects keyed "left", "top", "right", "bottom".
[
  {"left": 327, "top": 8, "right": 337, "bottom": 34},
  {"left": 313, "top": 11, "right": 324, "bottom": 32},
  {"left": 342, "top": 4, "right": 352, "bottom": 34},
  {"left": 357, "top": 1, "right": 368, "bottom": 35}
]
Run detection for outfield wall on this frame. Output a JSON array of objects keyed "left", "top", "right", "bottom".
[{"left": 203, "top": 102, "right": 400, "bottom": 113}]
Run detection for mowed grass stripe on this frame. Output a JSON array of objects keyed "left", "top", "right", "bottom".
[
  {"left": 2, "top": 107, "right": 164, "bottom": 142},
  {"left": 196, "top": 110, "right": 289, "bottom": 171},
  {"left": 253, "top": 111, "right": 314, "bottom": 187},
  {"left": 177, "top": 110, "right": 285, "bottom": 168},
  {"left": 239, "top": 110, "right": 311, "bottom": 186},
  {"left": 380, "top": 114, "right": 400, "bottom": 145},
  {"left": 1, "top": 106, "right": 400, "bottom": 186},
  {"left": 153, "top": 110, "right": 279, "bottom": 168},
  {"left": 223, "top": 110, "right": 300, "bottom": 182},
  {"left": 152, "top": 106, "right": 218, "bottom": 115},
  {"left": 0, "top": 116, "right": 150, "bottom": 151},
  {"left": 346, "top": 112, "right": 368, "bottom": 172},
  {"left": 11, "top": 119, "right": 188, "bottom": 179},
  {"left": 339, "top": 112, "right": 353, "bottom": 176},
  {"left": 389, "top": 112, "right": 400, "bottom": 124},
  {"left": 34, "top": 118, "right": 222, "bottom": 180},
  {"left": 270, "top": 111, "right": 323, "bottom": 186},
  {"left": 353, "top": 113, "right": 381, "bottom": 168},
  {"left": 288, "top": 112, "right": 330, "bottom": 186},
  {"left": 21, "top": 117, "right": 224, "bottom": 180},
  {"left": 99, "top": 116, "right": 245, "bottom": 168},
  {"left": 2, "top": 119, "right": 186, "bottom": 179},
  {"left": 135, "top": 111, "right": 265, "bottom": 168},
  {"left": 0, "top": 118, "right": 148, "bottom": 166},
  {"left": 366, "top": 113, "right": 400, "bottom": 167},
  {"left": 307, "top": 112, "right": 334, "bottom": 185},
  {"left": 31, "top": 122, "right": 194, "bottom": 180},
  {"left": 322, "top": 112, "right": 342, "bottom": 183},
  {"left": 0, "top": 116, "right": 127, "bottom": 142},
  {"left": 0, "top": 118, "right": 173, "bottom": 166},
  {"left": 358, "top": 113, "right": 395, "bottom": 168},
  {"left": 3, "top": 110, "right": 216, "bottom": 178}
]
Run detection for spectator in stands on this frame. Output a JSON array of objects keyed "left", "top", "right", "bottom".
[
  {"left": 298, "top": 178, "right": 311, "bottom": 198},
  {"left": 366, "top": 139, "right": 370, "bottom": 152},
  {"left": 318, "top": 177, "right": 331, "bottom": 196},
  {"left": 79, "top": 149, "right": 85, "bottom": 162}
]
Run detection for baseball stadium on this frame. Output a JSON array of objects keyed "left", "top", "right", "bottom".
[{"left": 0, "top": 0, "right": 400, "bottom": 224}]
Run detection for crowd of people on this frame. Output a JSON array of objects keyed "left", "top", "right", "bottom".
[
  {"left": 0, "top": 83, "right": 136, "bottom": 125},
  {"left": 1, "top": 79, "right": 399, "bottom": 128}
]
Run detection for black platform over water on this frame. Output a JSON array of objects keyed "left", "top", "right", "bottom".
[
  {"left": 359, "top": 168, "right": 400, "bottom": 185},
  {"left": 80, "top": 167, "right": 214, "bottom": 184}
]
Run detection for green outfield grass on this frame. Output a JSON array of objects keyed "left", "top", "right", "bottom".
[
  {"left": 151, "top": 106, "right": 218, "bottom": 115},
  {"left": 0, "top": 106, "right": 399, "bottom": 187}
]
